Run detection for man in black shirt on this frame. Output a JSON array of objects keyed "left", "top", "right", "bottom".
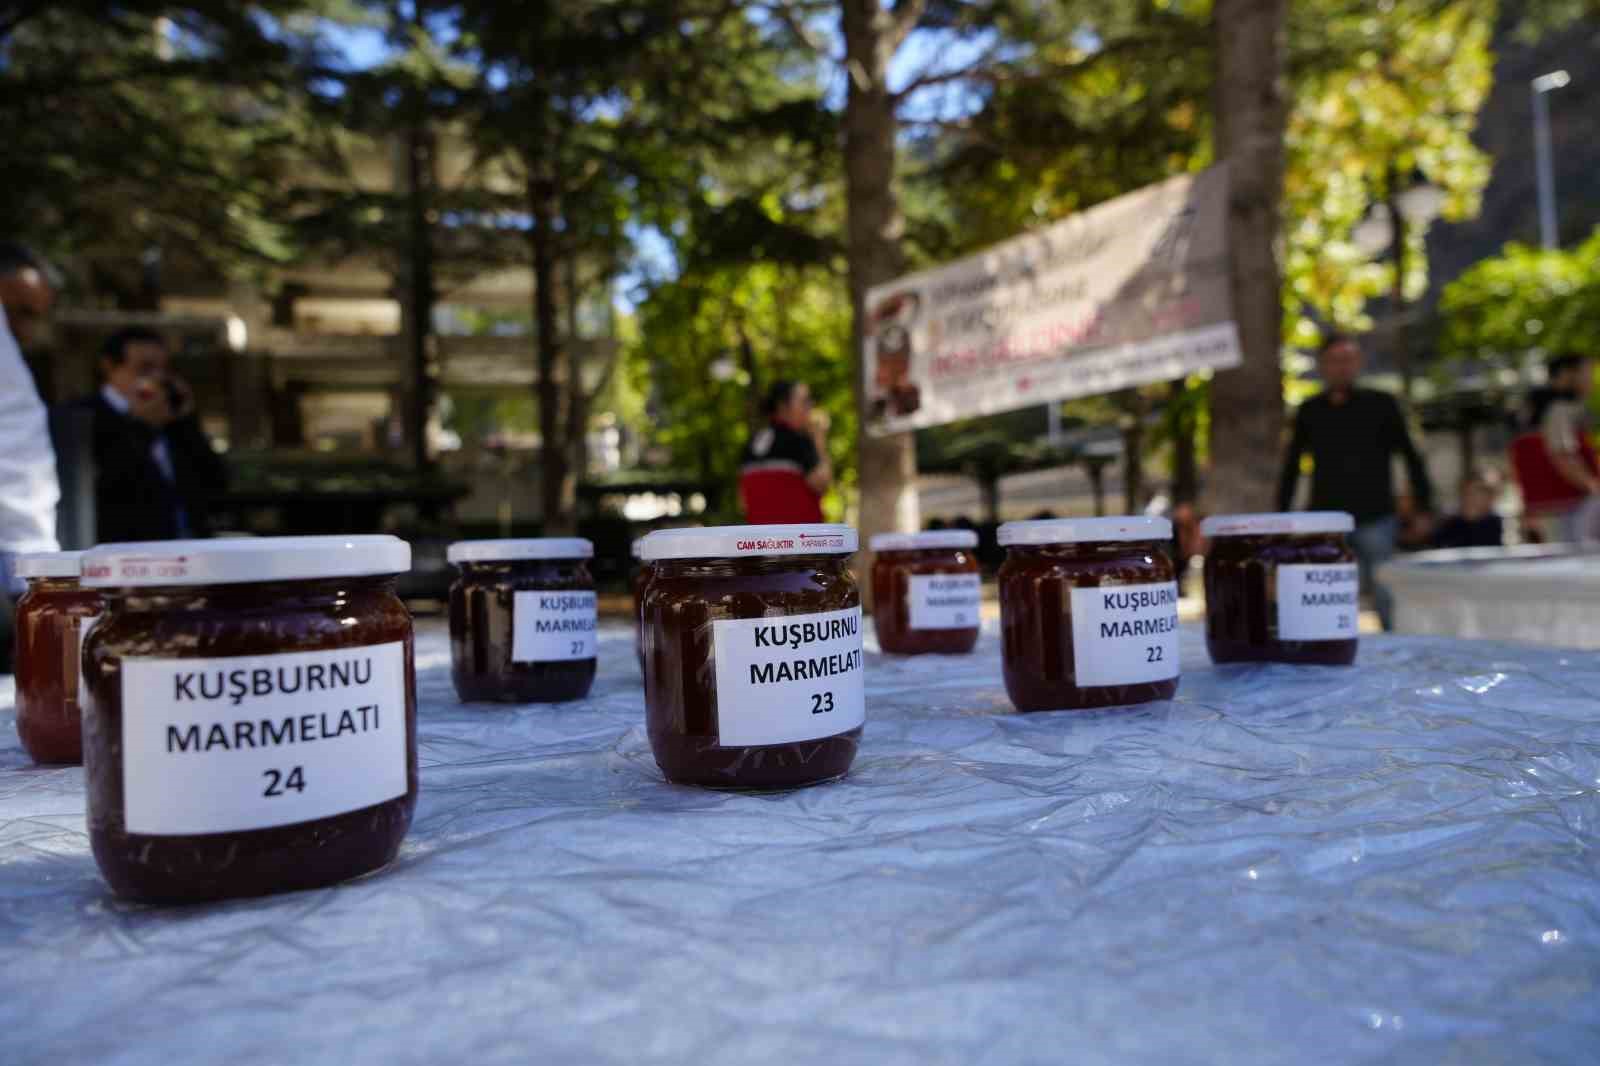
[{"left": 1277, "top": 333, "right": 1434, "bottom": 630}]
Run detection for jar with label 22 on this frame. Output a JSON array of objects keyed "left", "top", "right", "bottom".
[
  {"left": 80, "top": 536, "right": 417, "bottom": 904},
  {"left": 998, "top": 517, "right": 1179, "bottom": 712},
  {"left": 1201, "top": 512, "right": 1359, "bottom": 665},
  {"left": 447, "top": 538, "right": 597, "bottom": 703},
  {"left": 13, "top": 552, "right": 99, "bottom": 765},
  {"left": 640, "top": 525, "right": 864, "bottom": 790},
  {"left": 869, "top": 530, "right": 982, "bottom": 655}
]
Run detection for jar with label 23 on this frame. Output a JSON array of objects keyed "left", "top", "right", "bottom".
[
  {"left": 1201, "top": 512, "right": 1359, "bottom": 665},
  {"left": 447, "top": 538, "right": 598, "bottom": 703},
  {"left": 997, "top": 516, "right": 1180, "bottom": 712},
  {"left": 868, "top": 530, "right": 981, "bottom": 655},
  {"left": 640, "top": 524, "right": 864, "bottom": 790},
  {"left": 80, "top": 536, "right": 417, "bottom": 904},
  {"left": 13, "top": 551, "right": 99, "bottom": 765}
]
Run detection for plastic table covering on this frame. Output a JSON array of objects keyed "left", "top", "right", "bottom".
[{"left": 2, "top": 621, "right": 1597, "bottom": 1066}]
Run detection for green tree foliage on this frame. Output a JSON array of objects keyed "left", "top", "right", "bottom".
[{"left": 1439, "top": 228, "right": 1600, "bottom": 360}]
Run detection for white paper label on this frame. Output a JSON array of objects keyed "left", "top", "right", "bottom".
[
  {"left": 1276, "top": 564, "right": 1360, "bottom": 641},
  {"left": 907, "top": 573, "right": 982, "bottom": 630},
  {"left": 711, "top": 606, "right": 866, "bottom": 746},
  {"left": 1069, "top": 582, "right": 1181, "bottom": 687},
  {"left": 513, "top": 590, "right": 598, "bottom": 662},
  {"left": 121, "top": 642, "right": 409, "bottom": 836}
]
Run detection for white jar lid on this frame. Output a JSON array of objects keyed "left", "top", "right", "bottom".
[
  {"left": 998, "top": 515, "right": 1172, "bottom": 546},
  {"left": 1200, "top": 512, "right": 1355, "bottom": 537},
  {"left": 640, "top": 524, "right": 857, "bottom": 561},
  {"left": 15, "top": 551, "right": 84, "bottom": 579},
  {"left": 82, "top": 536, "right": 411, "bottom": 588},
  {"left": 869, "top": 530, "right": 978, "bottom": 552},
  {"left": 447, "top": 538, "right": 593, "bottom": 564}
]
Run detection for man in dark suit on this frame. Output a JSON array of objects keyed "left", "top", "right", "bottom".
[{"left": 89, "top": 327, "right": 227, "bottom": 543}]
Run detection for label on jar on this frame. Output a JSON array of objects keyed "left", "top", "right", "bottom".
[
  {"left": 907, "top": 573, "right": 982, "bottom": 630},
  {"left": 1276, "top": 563, "right": 1360, "bottom": 640},
  {"left": 1069, "top": 582, "right": 1180, "bottom": 687},
  {"left": 120, "top": 642, "right": 408, "bottom": 836},
  {"left": 513, "top": 590, "right": 598, "bottom": 661},
  {"left": 711, "top": 606, "right": 866, "bottom": 746}
]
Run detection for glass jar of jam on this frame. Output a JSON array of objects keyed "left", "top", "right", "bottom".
[
  {"left": 13, "top": 551, "right": 100, "bottom": 765},
  {"left": 79, "top": 536, "right": 417, "bottom": 904},
  {"left": 640, "top": 524, "right": 864, "bottom": 790},
  {"left": 447, "top": 538, "right": 598, "bottom": 703},
  {"left": 869, "top": 530, "right": 981, "bottom": 655},
  {"left": 997, "top": 516, "right": 1180, "bottom": 712},
  {"left": 1200, "top": 512, "right": 1359, "bottom": 665}
]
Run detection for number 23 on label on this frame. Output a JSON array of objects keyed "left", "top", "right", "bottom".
[{"left": 810, "top": 692, "right": 835, "bottom": 715}]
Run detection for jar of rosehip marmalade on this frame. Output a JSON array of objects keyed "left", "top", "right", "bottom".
[
  {"left": 13, "top": 551, "right": 100, "bottom": 765},
  {"left": 997, "top": 516, "right": 1179, "bottom": 712},
  {"left": 1200, "top": 511, "right": 1359, "bottom": 665},
  {"left": 869, "top": 530, "right": 981, "bottom": 655},
  {"left": 80, "top": 536, "right": 416, "bottom": 904},
  {"left": 639, "top": 524, "right": 864, "bottom": 790},
  {"left": 447, "top": 538, "right": 597, "bottom": 703},
  {"left": 631, "top": 537, "right": 651, "bottom": 674}
]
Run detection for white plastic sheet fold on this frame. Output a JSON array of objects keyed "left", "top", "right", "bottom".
[{"left": 1, "top": 621, "right": 1597, "bottom": 1064}]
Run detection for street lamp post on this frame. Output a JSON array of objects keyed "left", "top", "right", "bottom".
[
  {"left": 1352, "top": 167, "right": 1445, "bottom": 407},
  {"left": 1532, "top": 70, "right": 1570, "bottom": 251}
]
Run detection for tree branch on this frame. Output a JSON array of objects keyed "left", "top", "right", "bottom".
[{"left": 889, "top": 0, "right": 929, "bottom": 53}]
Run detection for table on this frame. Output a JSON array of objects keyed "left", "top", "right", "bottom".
[
  {"left": 1382, "top": 545, "right": 1600, "bottom": 648},
  {"left": 2, "top": 622, "right": 1597, "bottom": 1065}
]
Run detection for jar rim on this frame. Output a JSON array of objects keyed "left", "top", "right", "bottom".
[
  {"left": 14, "top": 550, "right": 83, "bottom": 579},
  {"left": 1200, "top": 512, "right": 1354, "bottom": 537},
  {"left": 998, "top": 515, "right": 1171, "bottom": 546},
  {"left": 82, "top": 536, "right": 410, "bottom": 588},
  {"left": 640, "top": 524, "right": 856, "bottom": 561},
  {"left": 869, "top": 530, "right": 978, "bottom": 552},
  {"left": 447, "top": 538, "right": 593, "bottom": 564}
]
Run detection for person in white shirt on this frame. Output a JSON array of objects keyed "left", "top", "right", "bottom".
[{"left": 0, "top": 242, "right": 60, "bottom": 591}]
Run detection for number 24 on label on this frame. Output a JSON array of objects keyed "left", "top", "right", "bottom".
[{"left": 263, "top": 766, "right": 306, "bottom": 797}]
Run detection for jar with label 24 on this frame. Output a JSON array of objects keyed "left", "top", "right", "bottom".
[
  {"left": 1201, "top": 512, "right": 1359, "bottom": 665},
  {"left": 868, "top": 530, "right": 981, "bottom": 655},
  {"left": 640, "top": 524, "right": 864, "bottom": 790},
  {"left": 447, "top": 538, "right": 598, "bottom": 703},
  {"left": 80, "top": 536, "right": 417, "bottom": 904},
  {"left": 998, "top": 516, "right": 1180, "bottom": 712},
  {"left": 13, "top": 551, "right": 99, "bottom": 765}
]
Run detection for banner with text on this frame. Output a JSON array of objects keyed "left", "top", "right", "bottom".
[{"left": 863, "top": 166, "right": 1240, "bottom": 435}]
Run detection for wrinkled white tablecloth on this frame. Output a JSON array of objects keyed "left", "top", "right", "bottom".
[{"left": 1, "top": 621, "right": 1597, "bottom": 1065}]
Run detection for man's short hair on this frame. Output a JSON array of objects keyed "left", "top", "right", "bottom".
[
  {"left": 1548, "top": 353, "right": 1584, "bottom": 378},
  {"left": 0, "top": 241, "right": 49, "bottom": 280},
  {"left": 100, "top": 326, "right": 168, "bottom": 365},
  {"left": 763, "top": 380, "right": 799, "bottom": 416},
  {"left": 1317, "top": 331, "right": 1355, "bottom": 357}
]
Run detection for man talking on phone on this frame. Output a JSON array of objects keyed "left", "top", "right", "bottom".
[{"left": 88, "top": 327, "right": 227, "bottom": 542}]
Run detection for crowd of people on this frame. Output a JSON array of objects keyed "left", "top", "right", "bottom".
[{"left": 0, "top": 243, "right": 226, "bottom": 669}]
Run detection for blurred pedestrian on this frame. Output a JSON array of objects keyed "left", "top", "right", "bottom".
[
  {"left": 86, "top": 327, "right": 227, "bottom": 543},
  {"left": 738, "top": 380, "right": 831, "bottom": 523},
  {"left": 1431, "top": 475, "right": 1504, "bottom": 550},
  {"left": 1520, "top": 353, "right": 1598, "bottom": 542},
  {"left": 1277, "top": 332, "right": 1434, "bottom": 630},
  {"left": 0, "top": 242, "right": 60, "bottom": 671}
]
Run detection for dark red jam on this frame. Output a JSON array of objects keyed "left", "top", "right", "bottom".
[
  {"left": 1201, "top": 513, "right": 1359, "bottom": 665},
  {"left": 13, "top": 554, "right": 100, "bottom": 764},
  {"left": 80, "top": 536, "right": 417, "bottom": 904},
  {"left": 632, "top": 555, "right": 654, "bottom": 674},
  {"left": 640, "top": 524, "right": 863, "bottom": 790},
  {"left": 447, "top": 539, "right": 597, "bottom": 703},
  {"left": 997, "top": 518, "right": 1180, "bottom": 712},
  {"left": 869, "top": 532, "right": 981, "bottom": 655}
]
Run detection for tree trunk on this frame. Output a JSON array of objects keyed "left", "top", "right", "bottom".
[
  {"left": 842, "top": 0, "right": 922, "bottom": 555},
  {"left": 529, "top": 169, "right": 573, "bottom": 533},
  {"left": 404, "top": 116, "right": 436, "bottom": 470},
  {"left": 1085, "top": 460, "right": 1108, "bottom": 517},
  {"left": 1118, "top": 388, "right": 1146, "bottom": 512},
  {"left": 1171, "top": 380, "right": 1200, "bottom": 505},
  {"left": 979, "top": 469, "right": 1001, "bottom": 527},
  {"left": 1208, "top": 0, "right": 1288, "bottom": 514}
]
